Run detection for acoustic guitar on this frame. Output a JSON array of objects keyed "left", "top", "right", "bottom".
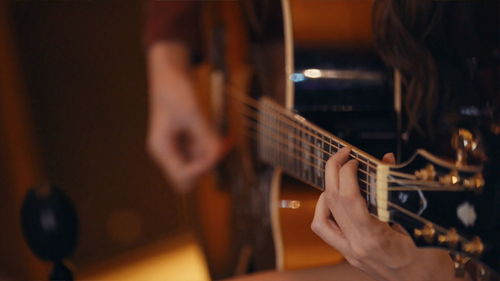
[{"left": 193, "top": 1, "right": 500, "bottom": 280}]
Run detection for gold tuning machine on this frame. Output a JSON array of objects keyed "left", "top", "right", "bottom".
[
  {"left": 462, "top": 236, "right": 484, "bottom": 256},
  {"left": 415, "top": 164, "right": 436, "bottom": 181},
  {"left": 414, "top": 224, "right": 436, "bottom": 243},
  {"left": 451, "top": 129, "right": 478, "bottom": 166},
  {"left": 438, "top": 228, "right": 459, "bottom": 248},
  {"left": 439, "top": 170, "right": 461, "bottom": 185},
  {"left": 463, "top": 173, "right": 485, "bottom": 190}
]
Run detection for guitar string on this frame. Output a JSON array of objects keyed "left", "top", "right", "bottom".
[
  {"left": 226, "top": 87, "right": 436, "bottom": 182},
  {"left": 387, "top": 179, "right": 467, "bottom": 191},
  {"left": 244, "top": 125, "right": 468, "bottom": 192},
  {"left": 385, "top": 186, "right": 465, "bottom": 191},
  {"left": 356, "top": 187, "right": 463, "bottom": 242},
  {"left": 228, "top": 93, "right": 378, "bottom": 169},
  {"left": 233, "top": 92, "right": 442, "bottom": 184},
  {"left": 243, "top": 120, "right": 373, "bottom": 178},
  {"left": 241, "top": 106, "right": 468, "bottom": 190},
  {"left": 243, "top": 114, "right": 372, "bottom": 175},
  {"left": 242, "top": 107, "right": 360, "bottom": 164},
  {"left": 388, "top": 171, "right": 417, "bottom": 180},
  {"left": 248, "top": 125, "right": 464, "bottom": 240},
  {"left": 235, "top": 98, "right": 375, "bottom": 168},
  {"left": 232, "top": 93, "right": 437, "bottom": 183},
  {"left": 242, "top": 111, "right": 467, "bottom": 191},
  {"left": 243, "top": 105, "right": 460, "bottom": 189},
  {"left": 243, "top": 129, "right": 370, "bottom": 185}
]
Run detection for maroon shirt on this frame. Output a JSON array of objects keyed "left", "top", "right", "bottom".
[{"left": 144, "top": 1, "right": 201, "bottom": 53}]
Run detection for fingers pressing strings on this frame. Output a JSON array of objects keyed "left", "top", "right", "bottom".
[{"left": 324, "top": 148, "right": 374, "bottom": 236}]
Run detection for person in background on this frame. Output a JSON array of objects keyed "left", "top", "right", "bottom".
[{"left": 145, "top": 1, "right": 497, "bottom": 280}]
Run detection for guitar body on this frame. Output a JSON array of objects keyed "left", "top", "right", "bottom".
[
  {"left": 271, "top": 175, "right": 343, "bottom": 270},
  {"left": 196, "top": 0, "right": 395, "bottom": 276}
]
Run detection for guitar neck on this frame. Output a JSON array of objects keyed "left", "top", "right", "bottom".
[{"left": 255, "top": 98, "right": 379, "bottom": 192}]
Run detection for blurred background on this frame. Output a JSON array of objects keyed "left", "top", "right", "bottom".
[{"left": 1, "top": 0, "right": 210, "bottom": 280}]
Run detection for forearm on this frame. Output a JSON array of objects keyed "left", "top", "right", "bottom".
[
  {"left": 147, "top": 42, "right": 191, "bottom": 88},
  {"left": 146, "top": 42, "right": 198, "bottom": 110}
]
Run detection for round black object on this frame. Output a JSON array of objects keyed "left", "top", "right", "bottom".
[{"left": 21, "top": 183, "right": 79, "bottom": 261}]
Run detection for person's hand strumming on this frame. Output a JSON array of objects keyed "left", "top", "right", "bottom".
[{"left": 146, "top": 42, "right": 220, "bottom": 193}]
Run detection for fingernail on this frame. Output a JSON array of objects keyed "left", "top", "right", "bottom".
[{"left": 388, "top": 153, "right": 395, "bottom": 161}]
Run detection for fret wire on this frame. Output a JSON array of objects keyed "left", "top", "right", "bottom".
[
  {"left": 321, "top": 134, "right": 329, "bottom": 188},
  {"left": 295, "top": 121, "right": 300, "bottom": 177},
  {"left": 299, "top": 122, "right": 303, "bottom": 179},
  {"left": 278, "top": 113, "right": 283, "bottom": 168},
  {"left": 303, "top": 122, "right": 310, "bottom": 183}
]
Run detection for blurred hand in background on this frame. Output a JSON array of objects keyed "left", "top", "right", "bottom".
[{"left": 146, "top": 42, "right": 220, "bottom": 193}]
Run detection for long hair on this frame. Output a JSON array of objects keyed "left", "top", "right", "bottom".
[{"left": 372, "top": 0, "right": 445, "bottom": 137}]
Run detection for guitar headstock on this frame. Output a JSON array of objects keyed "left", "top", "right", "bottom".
[{"left": 377, "top": 149, "right": 499, "bottom": 277}]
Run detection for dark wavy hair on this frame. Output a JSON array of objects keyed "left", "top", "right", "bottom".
[
  {"left": 372, "top": 0, "right": 445, "bottom": 137},
  {"left": 373, "top": 0, "right": 498, "bottom": 140}
]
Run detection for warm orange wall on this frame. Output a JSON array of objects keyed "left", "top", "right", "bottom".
[{"left": 291, "top": 0, "right": 374, "bottom": 50}]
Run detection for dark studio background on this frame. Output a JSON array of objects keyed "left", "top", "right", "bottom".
[{"left": 1, "top": 1, "right": 197, "bottom": 279}]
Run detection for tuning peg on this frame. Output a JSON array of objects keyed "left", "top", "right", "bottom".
[
  {"left": 439, "top": 170, "right": 460, "bottom": 185},
  {"left": 438, "top": 228, "right": 459, "bottom": 248},
  {"left": 415, "top": 164, "right": 436, "bottom": 181},
  {"left": 463, "top": 173, "right": 485, "bottom": 190},
  {"left": 462, "top": 236, "right": 484, "bottom": 256},
  {"left": 413, "top": 224, "right": 435, "bottom": 243},
  {"left": 451, "top": 129, "right": 478, "bottom": 166}
]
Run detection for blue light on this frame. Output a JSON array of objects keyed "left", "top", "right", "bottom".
[{"left": 291, "top": 73, "right": 306, "bottom": 82}]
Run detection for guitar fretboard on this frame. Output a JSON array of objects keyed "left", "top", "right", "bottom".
[{"left": 255, "top": 98, "right": 378, "bottom": 194}]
